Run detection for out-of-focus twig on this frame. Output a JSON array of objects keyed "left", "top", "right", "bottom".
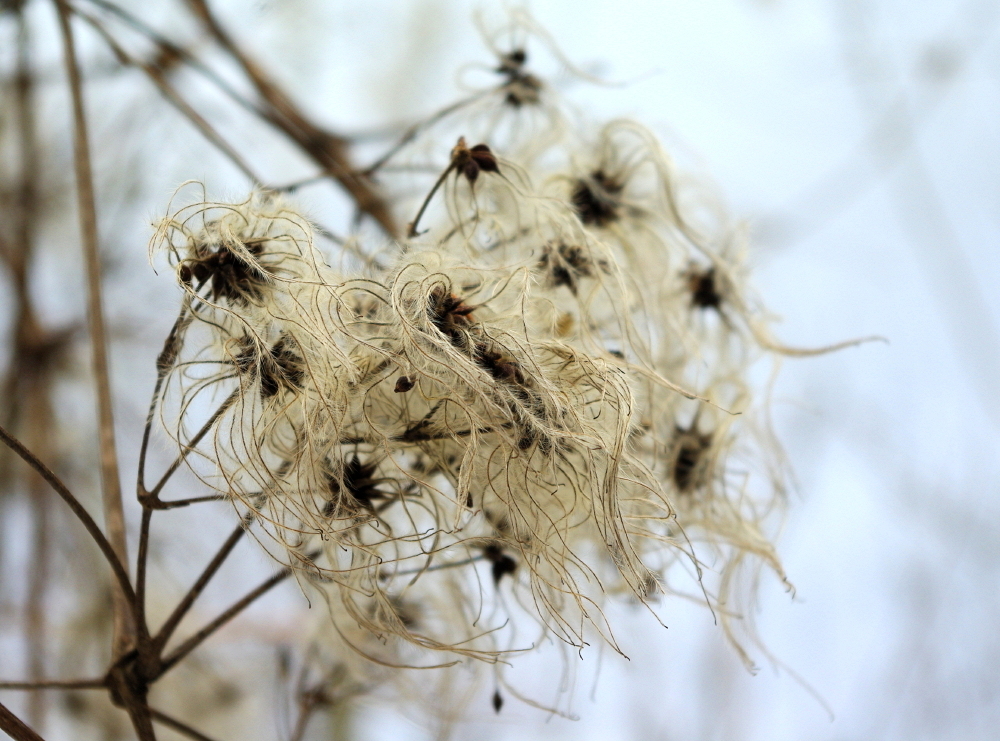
[
  {"left": 158, "top": 568, "right": 291, "bottom": 676},
  {"left": 52, "top": 0, "right": 134, "bottom": 661},
  {"left": 0, "top": 423, "right": 138, "bottom": 623},
  {"left": 148, "top": 707, "right": 220, "bottom": 741},
  {"left": 0, "top": 700, "right": 46, "bottom": 741},
  {"left": 73, "top": 8, "right": 264, "bottom": 184},
  {"left": 184, "top": 0, "right": 399, "bottom": 237}
]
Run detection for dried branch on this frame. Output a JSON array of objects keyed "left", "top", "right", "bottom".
[
  {"left": 152, "top": 524, "right": 246, "bottom": 651},
  {"left": 148, "top": 707, "right": 220, "bottom": 741},
  {"left": 0, "top": 680, "right": 104, "bottom": 691},
  {"left": 73, "top": 9, "right": 264, "bottom": 184},
  {"left": 158, "top": 569, "right": 291, "bottom": 676},
  {"left": 184, "top": 0, "right": 398, "bottom": 236},
  {"left": 146, "top": 389, "right": 239, "bottom": 500},
  {"left": 0, "top": 422, "right": 137, "bottom": 615},
  {"left": 0, "top": 701, "right": 45, "bottom": 741},
  {"left": 52, "top": 0, "right": 133, "bottom": 656}
]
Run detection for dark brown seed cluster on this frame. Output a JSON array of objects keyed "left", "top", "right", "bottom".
[
  {"left": 474, "top": 343, "right": 526, "bottom": 386},
  {"left": 687, "top": 266, "right": 723, "bottom": 310},
  {"left": 233, "top": 334, "right": 305, "bottom": 399},
  {"left": 450, "top": 137, "right": 501, "bottom": 184},
  {"left": 571, "top": 170, "right": 623, "bottom": 227},
  {"left": 427, "top": 286, "right": 545, "bottom": 450},
  {"left": 482, "top": 541, "right": 518, "bottom": 585},
  {"left": 537, "top": 242, "right": 595, "bottom": 295},
  {"left": 427, "top": 286, "right": 477, "bottom": 348},
  {"left": 323, "top": 455, "right": 387, "bottom": 517},
  {"left": 669, "top": 424, "right": 713, "bottom": 493},
  {"left": 496, "top": 48, "right": 542, "bottom": 107},
  {"left": 394, "top": 375, "right": 415, "bottom": 393},
  {"left": 179, "top": 237, "right": 270, "bottom": 304}
]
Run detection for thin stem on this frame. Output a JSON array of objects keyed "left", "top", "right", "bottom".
[
  {"left": 0, "top": 701, "right": 45, "bottom": 741},
  {"left": 149, "top": 494, "right": 225, "bottom": 509},
  {"left": 148, "top": 389, "right": 239, "bottom": 499},
  {"left": 0, "top": 680, "right": 104, "bottom": 691},
  {"left": 407, "top": 162, "right": 455, "bottom": 238},
  {"left": 153, "top": 524, "right": 246, "bottom": 651},
  {"left": 158, "top": 569, "right": 291, "bottom": 676},
  {"left": 148, "top": 708, "right": 219, "bottom": 741},
  {"left": 137, "top": 388, "right": 236, "bottom": 638},
  {"left": 13, "top": 8, "right": 52, "bottom": 726},
  {"left": 0, "top": 422, "right": 138, "bottom": 617},
  {"left": 139, "top": 291, "right": 186, "bottom": 492},
  {"left": 120, "top": 695, "right": 158, "bottom": 741},
  {"left": 363, "top": 94, "right": 482, "bottom": 176},
  {"left": 335, "top": 423, "right": 508, "bottom": 447},
  {"left": 135, "top": 507, "right": 154, "bottom": 640},
  {"left": 391, "top": 554, "right": 484, "bottom": 577},
  {"left": 53, "top": 0, "right": 132, "bottom": 656},
  {"left": 288, "top": 689, "right": 326, "bottom": 741}
]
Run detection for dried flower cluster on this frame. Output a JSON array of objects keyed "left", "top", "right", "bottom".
[
  {"left": 149, "top": 38, "right": 803, "bottom": 697},
  {"left": 0, "top": 5, "right": 885, "bottom": 738}
]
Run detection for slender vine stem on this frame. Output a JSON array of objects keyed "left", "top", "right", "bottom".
[
  {"left": 74, "top": 9, "right": 264, "bottom": 185},
  {"left": 153, "top": 524, "right": 247, "bottom": 651},
  {"left": 148, "top": 707, "right": 220, "bottom": 741},
  {"left": 0, "top": 680, "right": 104, "bottom": 691},
  {"left": 407, "top": 161, "right": 456, "bottom": 238},
  {"left": 147, "top": 389, "right": 240, "bottom": 500},
  {"left": 185, "top": 0, "right": 398, "bottom": 236},
  {"left": 158, "top": 569, "right": 291, "bottom": 676},
  {"left": 0, "top": 423, "right": 138, "bottom": 616}
]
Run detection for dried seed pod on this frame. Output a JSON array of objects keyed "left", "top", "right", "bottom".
[
  {"left": 178, "top": 236, "right": 271, "bottom": 304},
  {"left": 669, "top": 423, "right": 713, "bottom": 493},
  {"left": 685, "top": 265, "right": 723, "bottom": 310},
  {"left": 394, "top": 375, "right": 415, "bottom": 393},
  {"left": 571, "top": 170, "right": 623, "bottom": 227},
  {"left": 451, "top": 137, "right": 501, "bottom": 184},
  {"left": 232, "top": 334, "right": 305, "bottom": 399}
]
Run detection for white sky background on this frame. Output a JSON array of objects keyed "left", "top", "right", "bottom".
[{"left": 2, "top": 0, "right": 998, "bottom": 739}]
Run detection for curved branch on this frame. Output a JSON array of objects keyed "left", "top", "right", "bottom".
[{"left": 0, "top": 423, "right": 138, "bottom": 617}]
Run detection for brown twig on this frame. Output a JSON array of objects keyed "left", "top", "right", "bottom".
[
  {"left": 152, "top": 524, "right": 247, "bottom": 651},
  {"left": 158, "top": 569, "right": 291, "bottom": 676},
  {"left": 138, "top": 308, "right": 190, "bottom": 495},
  {"left": 146, "top": 389, "right": 239, "bottom": 500},
  {"left": 148, "top": 707, "right": 220, "bottom": 741},
  {"left": 0, "top": 700, "right": 46, "bottom": 741},
  {"left": 0, "top": 680, "right": 104, "bottom": 691},
  {"left": 184, "top": 0, "right": 398, "bottom": 236},
  {"left": 10, "top": 7, "right": 52, "bottom": 727},
  {"left": 74, "top": 9, "right": 264, "bottom": 184},
  {"left": 407, "top": 160, "right": 457, "bottom": 238},
  {"left": 288, "top": 687, "right": 328, "bottom": 741},
  {"left": 0, "top": 423, "right": 137, "bottom": 614},
  {"left": 52, "top": 0, "right": 133, "bottom": 658},
  {"left": 147, "top": 494, "right": 225, "bottom": 509},
  {"left": 79, "top": 0, "right": 263, "bottom": 116}
]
